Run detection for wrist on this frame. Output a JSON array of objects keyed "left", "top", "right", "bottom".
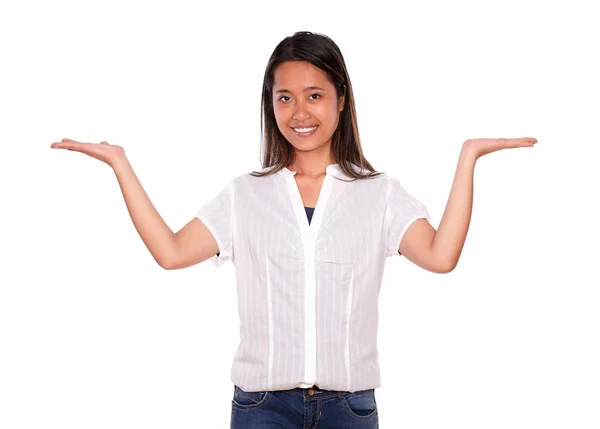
[
  {"left": 110, "top": 155, "right": 131, "bottom": 173},
  {"left": 461, "top": 140, "right": 479, "bottom": 163}
]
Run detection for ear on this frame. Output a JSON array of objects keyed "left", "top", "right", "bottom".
[{"left": 338, "top": 85, "right": 346, "bottom": 111}]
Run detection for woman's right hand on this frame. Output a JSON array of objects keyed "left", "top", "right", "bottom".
[{"left": 50, "top": 138, "right": 126, "bottom": 168}]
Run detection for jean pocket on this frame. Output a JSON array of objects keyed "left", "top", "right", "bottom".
[
  {"left": 341, "top": 389, "right": 378, "bottom": 419},
  {"left": 232, "top": 385, "right": 272, "bottom": 410}
]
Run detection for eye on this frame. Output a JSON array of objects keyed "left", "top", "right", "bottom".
[{"left": 277, "top": 93, "right": 322, "bottom": 103}]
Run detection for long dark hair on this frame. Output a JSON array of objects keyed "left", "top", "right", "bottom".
[{"left": 249, "top": 31, "right": 384, "bottom": 181}]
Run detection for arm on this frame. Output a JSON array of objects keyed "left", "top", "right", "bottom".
[
  {"left": 400, "top": 136, "right": 536, "bottom": 272},
  {"left": 399, "top": 142, "right": 476, "bottom": 273},
  {"left": 113, "top": 157, "right": 220, "bottom": 270},
  {"left": 430, "top": 144, "right": 476, "bottom": 271},
  {"left": 111, "top": 157, "right": 178, "bottom": 268},
  {"left": 50, "top": 139, "right": 219, "bottom": 270}
]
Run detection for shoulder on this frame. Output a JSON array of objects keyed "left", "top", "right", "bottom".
[{"left": 383, "top": 175, "right": 411, "bottom": 194}]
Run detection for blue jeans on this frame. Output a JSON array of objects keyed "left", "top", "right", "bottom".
[{"left": 230, "top": 384, "right": 379, "bottom": 428}]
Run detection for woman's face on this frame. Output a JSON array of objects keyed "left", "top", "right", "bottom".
[{"left": 272, "top": 61, "right": 344, "bottom": 155}]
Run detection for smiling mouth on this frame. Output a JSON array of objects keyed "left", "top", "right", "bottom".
[{"left": 291, "top": 125, "right": 319, "bottom": 136}]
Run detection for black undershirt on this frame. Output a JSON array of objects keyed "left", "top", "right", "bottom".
[{"left": 304, "top": 206, "right": 315, "bottom": 225}]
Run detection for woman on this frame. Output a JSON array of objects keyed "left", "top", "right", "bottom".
[{"left": 50, "top": 31, "right": 537, "bottom": 428}]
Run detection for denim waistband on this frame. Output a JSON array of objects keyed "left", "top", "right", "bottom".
[{"left": 278, "top": 384, "right": 372, "bottom": 400}]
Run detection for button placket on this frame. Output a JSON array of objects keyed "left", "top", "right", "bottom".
[{"left": 284, "top": 168, "right": 335, "bottom": 388}]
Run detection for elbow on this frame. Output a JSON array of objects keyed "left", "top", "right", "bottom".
[
  {"left": 155, "top": 236, "right": 181, "bottom": 270},
  {"left": 157, "top": 258, "right": 172, "bottom": 270},
  {"left": 440, "top": 266, "right": 456, "bottom": 274},
  {"left": 431, "top": 258, "right": 457, "bottom": 274},
  {"left": 440, "top": 259, "right": 457, "bottom": 274},
  {"left": 159, "top": 261, "right": 173, "bottom": 270},
  {"left": 429, "top": 244, "right": 458, "bottom": 274},
  {"left": 157, "top": 254, "right": 177, "bottom": 270}
]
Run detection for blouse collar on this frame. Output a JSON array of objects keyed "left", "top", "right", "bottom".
[{"left": 280, "top": 163, "right": 361, "bottom": 180}]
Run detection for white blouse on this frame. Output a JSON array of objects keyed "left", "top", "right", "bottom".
[{"left": 195, "top": 163, "right": 430, "bottom": 393}]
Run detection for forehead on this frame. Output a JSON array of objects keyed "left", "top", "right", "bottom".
[{"left": 273, "top": 61, "right": 332, "bottom": 91}]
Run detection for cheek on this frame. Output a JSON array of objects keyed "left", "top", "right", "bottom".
[
  {"left": 272, "top": 113, "right": 284, "bottom": 130},
  {"left": 321, "top": 105, "right": 340, "bottom": 127},
  {"left": 273, "top": 106, "right": 289, "bottom": 125}
]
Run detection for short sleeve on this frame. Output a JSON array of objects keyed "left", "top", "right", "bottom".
[
  {"left": 384, "top": 177, "right": 431, "bottom": 258},
  {"left": 195, "top": 179, "right": 235, "bottom": 268}
]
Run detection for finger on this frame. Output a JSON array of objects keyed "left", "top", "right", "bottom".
[
  {"left": 502, "top": 138, "right": 536, "bottom": 148},
  {"left": 515, "top": 137, "right": 537, "bottom": 147},
  {"left": 51, "top": 141, "right": 91, "bottom": 150},
  {"left": 62, "top": 138, "right": 97, "bottom": 145},
  {"left": 51, "top": 141, "right": 77, "bottom": 149}
]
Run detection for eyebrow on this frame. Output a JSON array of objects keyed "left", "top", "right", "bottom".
[{"left": 275, "top": 86, "right": 325, "bottom": 94}]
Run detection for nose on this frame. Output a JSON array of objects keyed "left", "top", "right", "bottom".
[{"left": 292, "top": 99, "right": 311, "bottom": 122}]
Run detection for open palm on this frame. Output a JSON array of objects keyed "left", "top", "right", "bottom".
[
  {"left": 50, "top": 138, "right": 126, "bottom": 167},
  {"left": 465, "top": 137, "right": 538, "bottom": 159}
]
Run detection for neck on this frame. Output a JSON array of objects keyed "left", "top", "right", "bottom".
[{"left": 288, "top": 147, "right": 333, "bottom": 178}]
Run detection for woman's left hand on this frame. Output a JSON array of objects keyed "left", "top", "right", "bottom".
[{"left": 463, "top": 137, "right": 538, "bottom": 160}]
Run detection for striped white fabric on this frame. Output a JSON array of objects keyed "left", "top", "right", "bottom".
[{"left": 195, "top": 163, "right": 430, "bottom": 393}]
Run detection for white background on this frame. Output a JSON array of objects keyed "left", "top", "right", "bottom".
[{"left": 1, "top": 0, "right": 599, "bottom": 428}]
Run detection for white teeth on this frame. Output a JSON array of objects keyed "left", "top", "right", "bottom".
[{"left": 293, "top": 126, "right": 317, "bottom": 133}]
